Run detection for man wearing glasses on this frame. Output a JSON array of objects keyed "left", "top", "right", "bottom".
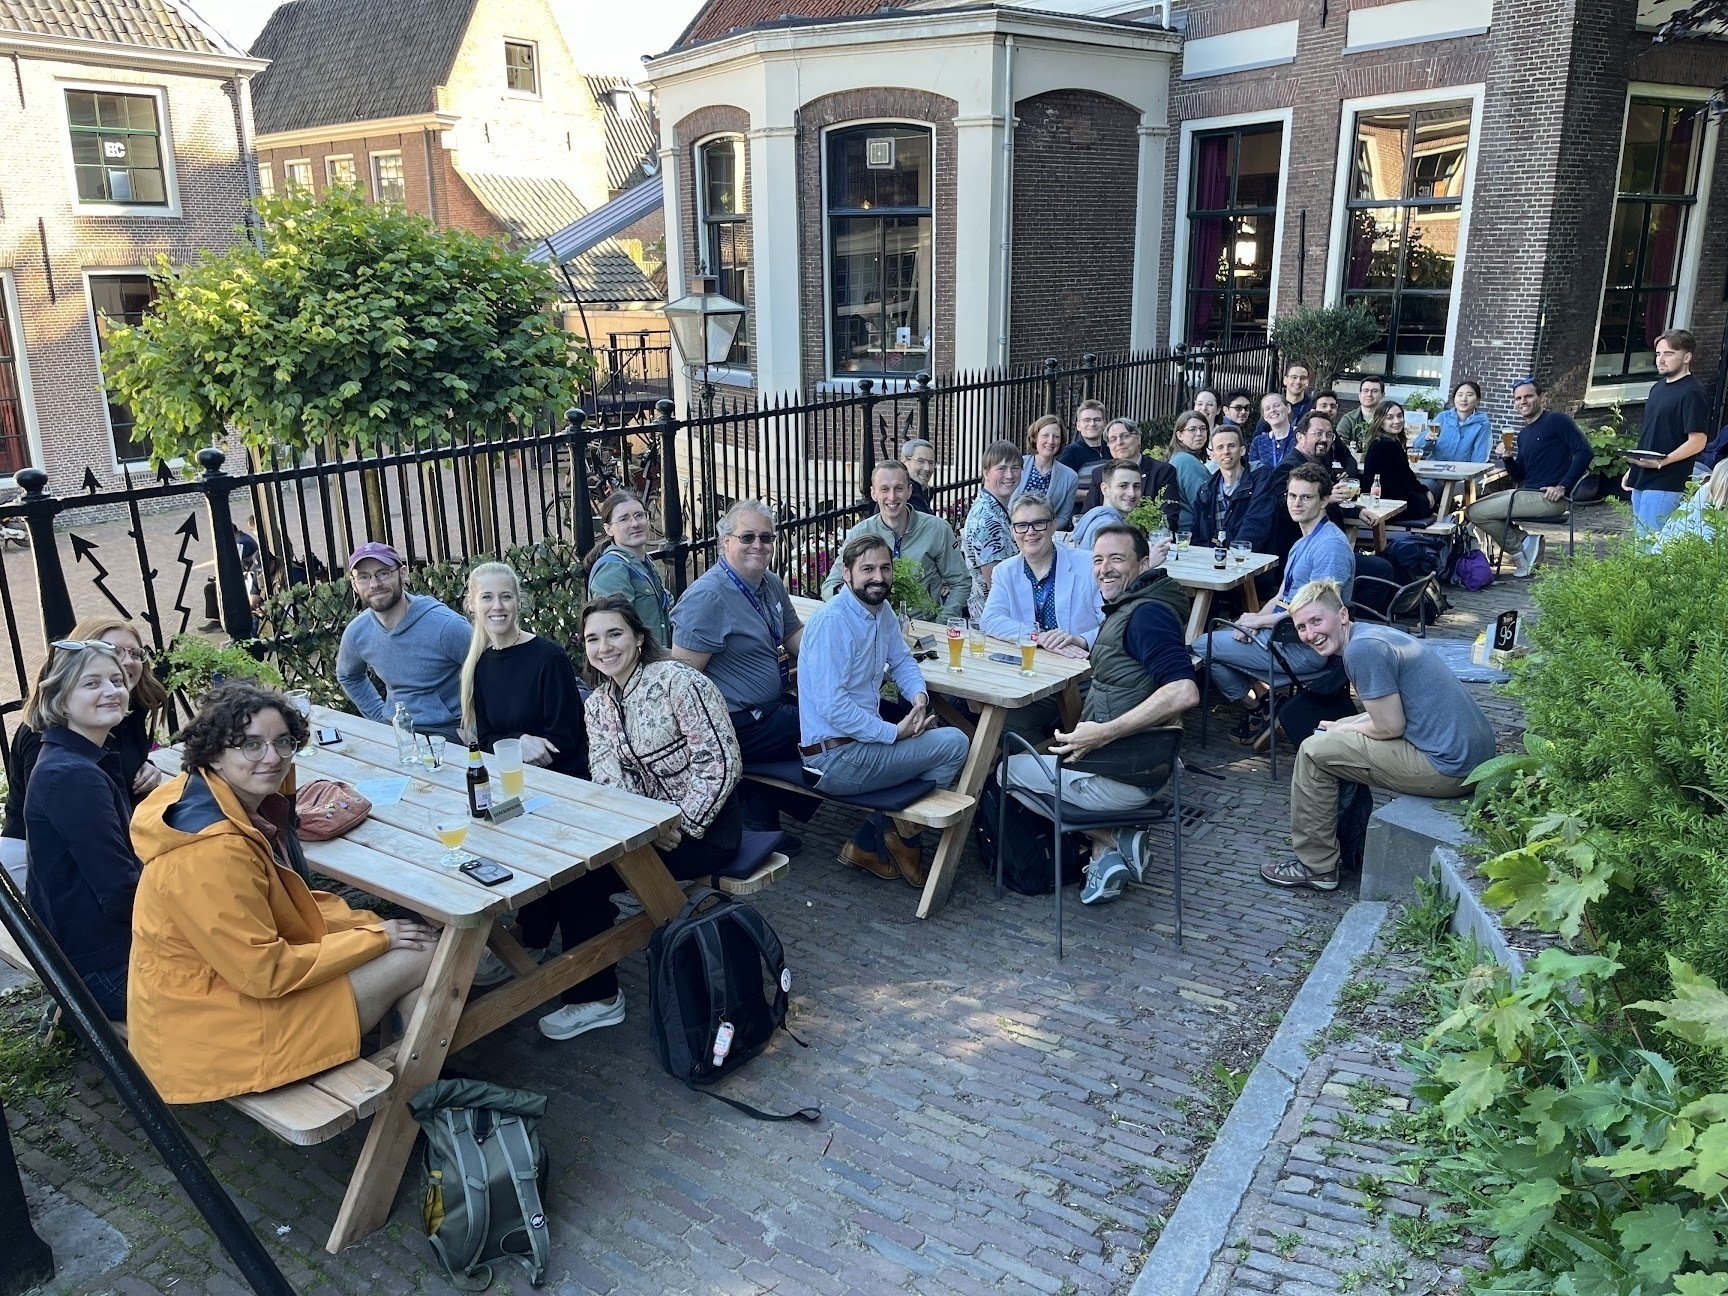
[
  {"left": 1221, "top": 391, "right": 1256, "bottom": 429},
  {"left": 671, "top": 500, "right": 811, "bottom": 844},
  {"left": 336, "top": 541, "right": 471, "bottom": 741}
]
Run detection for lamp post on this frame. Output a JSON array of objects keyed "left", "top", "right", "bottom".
[{"left": 661, "top": 277, "right": 746, "bottom": 546}]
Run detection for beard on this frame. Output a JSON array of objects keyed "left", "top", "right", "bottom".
[{"left": 851, "top": 578, "right": 890, "bottom": 606}]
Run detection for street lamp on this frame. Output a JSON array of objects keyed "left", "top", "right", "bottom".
[{"left": 662, "top": 277, "right": 746, "bottom": 418}]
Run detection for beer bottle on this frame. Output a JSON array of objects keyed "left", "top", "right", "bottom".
[{"left": 466, "top": 743, "right": 491, "bottom": 819}]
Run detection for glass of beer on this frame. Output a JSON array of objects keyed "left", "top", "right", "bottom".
[
  {"left": 1231, "top": 541, "right": 1251, "bottom": 568},
  {"left": 967, "top": 621, "right": 986, "bottom": 657},
  {"left": 494, "top": 738, "right": 525, "bottom": 799},
  {"left": 430, "top": 809, "right": 470, "bottom": 868},
  {"left": 945, "top": 618, "right": 964, "bottom": 672},
  {"left": 1018, "top": 630, "right": 1038, "bottom": 676},
  {"left": 1500, "top": 429, "right": 1517, "bottom": 457}
]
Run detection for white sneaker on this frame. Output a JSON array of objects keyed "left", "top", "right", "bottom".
[
  {"left": 538, "top": 991, "right": 626, "bottom": 1040},
  {"left": 1520, "top": 534, "right": 1544, "bottom": 575}
]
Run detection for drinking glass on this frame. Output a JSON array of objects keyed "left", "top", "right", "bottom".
[
  {"left": 285, "top": 689, "right": 313, "bottom": 755},
  {"left": 429, "top": 808, "right": 470, "bottom": 868},
  {"left": 1017, "top": 631, "right": 1038, "bottom": 676},
  {"left": 422, "top": 734, "right": 448, "bottom": 770},
  {"left": 967, "top": 621, "right": 986, "bottom": 657},
  {"left": 1174, "top": 531, "right": 1192, "bottom": 551},
  {"left": 944, "top": 618, "right": 964, "bottom": 673},
  {"left": 494, "top": 738, "right": 525, "bottom": 800},
  {"left": 1231, "top": 541, "right": 1251, "bottom": 568}
]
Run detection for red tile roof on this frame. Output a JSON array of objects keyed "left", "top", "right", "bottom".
[{"left": 674, "top": 0, "right": 911, "bottom": 48}]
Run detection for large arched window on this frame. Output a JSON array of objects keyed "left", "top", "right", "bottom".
[
  {"left": 825, "top": 124, "right": 933, "bottom": 376},
  {"left": 696, "top": 136, "right": 750, "bottom": 366}
]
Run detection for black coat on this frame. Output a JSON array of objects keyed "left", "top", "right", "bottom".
[
  {"left": 1192, "top": 466, "right": 1269, "bottom": 546},
  {"left": 3, "top": 706, "right": 150, "bottom": 840}
]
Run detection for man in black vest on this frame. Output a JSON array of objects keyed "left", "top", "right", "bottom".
[{"left": 1000, "top": 523, "right": 1197, "bottom": 906}]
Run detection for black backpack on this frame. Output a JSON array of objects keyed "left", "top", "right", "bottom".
[
  {"left": 1339, "top": 780, "right": 1374, "bottom": 879},
  {"left": 646, "top": 889, "right": 820, "bottom": 1124},
  {"left": 974, "top": 780, "right": 1089, "bottom": 896}
]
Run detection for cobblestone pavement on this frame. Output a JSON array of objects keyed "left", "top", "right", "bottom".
[
  {"left": 1196, "top": 922, "right": 1485, "bottom": 1296},
  {"left": 2, "top": 513, "right": 1615, "bottom": 1296}
]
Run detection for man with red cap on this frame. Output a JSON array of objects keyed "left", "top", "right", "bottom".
[{"left": 336, "top": 541, "right": 471, "bottom": 740}]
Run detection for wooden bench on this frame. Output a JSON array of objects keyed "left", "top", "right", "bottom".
[
  {"left": 743, "top": 771, "right": 975, "bottom": 834},
  {"left": 716, "top": 852, "right": 790, "bottom": 896},
  {"left": 0, "top": 929, "right": 397, "bottom": 1147}
]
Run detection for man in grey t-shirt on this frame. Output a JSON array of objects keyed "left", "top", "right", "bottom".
[{"left": 1262, "top": 578, "right": 1496, "bottom": 891}]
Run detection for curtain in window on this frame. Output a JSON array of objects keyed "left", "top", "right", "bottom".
[{"left": 1187, "top": 135, "right": 1231, "bottom": 340}]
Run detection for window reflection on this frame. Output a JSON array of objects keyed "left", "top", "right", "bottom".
[{"left": 826, "top": 126, "right": 933, "bottom": 376}]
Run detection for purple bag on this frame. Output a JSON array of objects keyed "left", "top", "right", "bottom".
[{"left": 1451, "top": 548, "right": 1493, "bottom": 591}]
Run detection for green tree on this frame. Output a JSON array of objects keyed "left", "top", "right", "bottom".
[
  {"left": 1269, "top": 300, "right": 1382, "bottom": 386},
  {"left": 101, "top": 189, "right": 589, "bottom": 464}
]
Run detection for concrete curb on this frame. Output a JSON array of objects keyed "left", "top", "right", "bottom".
[{"left": 1130, "top": 900, "right": 1389, "bottom": 1296}]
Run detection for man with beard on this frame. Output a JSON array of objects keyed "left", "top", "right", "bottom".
[
  {"left": 998, "top": 523, "right": 1196, "bottom": 906},
  {"left": 797, "top": 534, "right": 970, "bottom": 885},
  {"left": 336, "top": 541, "right": 471, "bottom": 740}
]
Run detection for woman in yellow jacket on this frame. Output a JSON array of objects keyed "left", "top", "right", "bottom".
[{"left": 127, "top": 684, "right": 437, "bottom": 1104}]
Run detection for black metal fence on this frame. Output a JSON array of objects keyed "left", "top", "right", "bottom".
[{"left": 0, "top": 341, "right": 1275, "bottom": 754}]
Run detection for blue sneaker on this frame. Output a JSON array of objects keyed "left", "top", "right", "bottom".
[
  {"left": 1114, "top": 829, "right": 1150, "bottom": 884},
  {"left": 1080, "top": 851, "right": 1130, "bottom": 905}
]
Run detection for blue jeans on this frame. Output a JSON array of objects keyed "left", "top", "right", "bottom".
[
  {"left": 82, "top": 963, "right": 128, "bottom": 1022},
  {"left": 805, "top": 727, "right": 970, "bottom": 796},
  {"left": 1631, "top": 488, "right": 1685, "bottom": 535},
  {"left": 1196, "top": 628, "right": 1330, "bottom": 702}
]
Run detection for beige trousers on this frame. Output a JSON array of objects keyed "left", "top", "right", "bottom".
[
  {"left": 1465, "top": 490, "right": 1565, "bottom": 550},
  {"left": 1291, "top": 728, "right": 1468, "bottom": 874}
]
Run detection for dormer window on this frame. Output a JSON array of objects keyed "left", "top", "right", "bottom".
[{"left": 505, "top": 41, "right": 539, "bottom": 96}]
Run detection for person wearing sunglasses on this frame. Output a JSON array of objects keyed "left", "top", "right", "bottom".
[
  {"left": 127, "top": 683, "right": 436, "bottom": 1103},
  {"left": 671, "top": 500, "right": 812, "bottom": 850},
  {"left": 3, "top": 616, "right": 168, "bottom": 889},
  {"left": 19, "top": 639, "right": 142, "bottom": 1019},
  {"left": 1221, "top": 390, "right": 1256, "bottom": 429}
]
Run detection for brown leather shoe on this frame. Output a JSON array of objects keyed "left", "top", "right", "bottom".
[
  {"left": 839, "top": 841, "right": 899, "bottom": 881},
  {"left": 884, "top": 830, "right": 928, "bottom": 888}
]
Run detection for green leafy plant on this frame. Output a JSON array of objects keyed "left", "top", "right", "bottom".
[
  {"left": 100, "top": 188, "right": 590, "bottom": 465},
  {"left": 1269, "top": 301, "right": 1382, "bottom": 386},
  {"left": 1124, "top": 488, "right": 1180, "bottom": 536},
  {"left": 889, "top": 557, "right": 941, "bottom": 620},
  {"left": 1583, "top": 401, "right": 1639, "bottom": 479},
  {"left": 162, "top": 634, "right": 284, "bottom": 705},
  {"left": 1401, "top": 388, "right": 1445, "bottom": 418}
]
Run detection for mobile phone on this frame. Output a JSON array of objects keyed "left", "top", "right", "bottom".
[
  {"left": 315, "top": 726, "right": 343, "bottom": 746},
  {"left": 987, "top": 652, "right": 1020, "bottom": 665},
  {"left": 459, "top": 858, "right": 513, "bottom": 886}
]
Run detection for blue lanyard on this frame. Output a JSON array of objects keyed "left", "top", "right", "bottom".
[{"left": 718, "top": 560, "right": 790, "bottom": 690}]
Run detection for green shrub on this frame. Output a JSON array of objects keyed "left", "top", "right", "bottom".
[
  {"left": 251, "top": 539, "right": 589, "bottom": 710},
  {"left": 1269, "top": 302, "right": 1381, "bottom": 385}
]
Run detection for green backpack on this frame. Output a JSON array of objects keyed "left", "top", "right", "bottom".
[{"left": 408, "top": 1079, "right": 551, "bottom": 1289}]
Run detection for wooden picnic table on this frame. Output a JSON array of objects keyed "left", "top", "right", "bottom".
[
  {"left": 1413, "top": 459, "right": 1496, "bottom": 516},
  {"left": 1345, "top": 498, "right": 1407, "bottom": 552},
  {"left": 281, "top": 709, "right": 684, "bottom": 1252},
  {"left": 1160, "top": 544, "right": 1280, "bottom": 642},
  {"left": 789, "top": 595, "right": 1090, "bottom": 919}
]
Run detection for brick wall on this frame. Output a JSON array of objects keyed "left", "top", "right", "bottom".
[
  {"left": 0, "top": 54, "right": 252, "bottom": 491},
  {"left": 672, "top": 105, "right": 753, "bottom": 382},
  {"left": 257, "top": 130, "right": 436, "bottom": 211},
  {"left": 795, "top": 88, "right": 958, "bottom": 389},
  {"left": 1008, "top": 90, "right": 1139, "bottom": 368}
]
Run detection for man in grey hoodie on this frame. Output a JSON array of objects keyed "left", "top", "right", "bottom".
[{"left": 336, "top": 542, "right": 471, "bottom": 740}]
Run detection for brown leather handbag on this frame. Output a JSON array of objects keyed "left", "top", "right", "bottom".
[{"left": 294, "top": 779, "right": 371, "bottom": 842}]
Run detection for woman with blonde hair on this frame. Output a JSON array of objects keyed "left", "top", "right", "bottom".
[
  {"left": 4, "top": 615, "right": 166, "bottom": 859},
  {"left": 1656, "top": 460, "right": 1728, "bottom": 547}
]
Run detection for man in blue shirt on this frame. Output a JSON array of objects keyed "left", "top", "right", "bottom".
[
  {"left": 1252, "top": 361, "right": 1314, "bottom": 444},
  {"left": 798, "top": 534, "right": 970, "bottom": 887},
  {"left": 1464, "top": 379, "right": 1593, "bottom": 577},
  {"left": 1195, "top": 463, "right": 1356, "bottom": 727}
]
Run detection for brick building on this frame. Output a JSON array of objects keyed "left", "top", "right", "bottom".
[
  {"left": 650, "top": 0, "right": 1727, "bottom": 428},
  {"left": 249, "top": 0, "right": 659, "bottom": 317},
  {"left": 0, "top": 0, "right": 265, "bottom": 490}
]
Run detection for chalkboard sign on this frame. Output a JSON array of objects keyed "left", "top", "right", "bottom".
[{"left": 1494, "top": 610, "right": 1520, "bottom": 653}]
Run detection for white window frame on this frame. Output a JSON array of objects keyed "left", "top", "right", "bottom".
[
  {"left": 504, "top": 39, "right": 540, "bottom": 97},
  {"left": 818, "top": 118, "right": 938, "bottom": 388},
  {"left": 0, "top": 271, "right": 43, "bottom": 484},
  {"left": 324, "top": 153, "right": 357, "bottom": 187},
  {"left": 1584, "top": 82, "right": 1721, "bottom": 407},
  {"left": 370, "top": 150, "right": 406, "bottom": 203},
  {"left": 283, "top": 158, "right": 313, "bottom": 192},
  {"left": 59, "top": 79, "right": 181, "bottom": 218},
  {"left": 693, "top": 133, "right": 751, "bottom": 381},
  {"left": 1322, "top": 82, "right": 1486, "bottom": 396},
  {"left": 84, "top": 267, "right": 158, "bottom": 471},
  {"left": 1168, "top": 107, "right": 1294, "bottom": 350},
  {"left": 256, "top": 161, "right": 274, "bottom": 197}
]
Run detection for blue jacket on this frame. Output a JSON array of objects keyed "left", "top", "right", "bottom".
[
  {"left": 24, "top": 727, "right": 141, "bottom": 976},
  {"left": 1421, "top": 408, "right": 1491, "bottom": 464}
]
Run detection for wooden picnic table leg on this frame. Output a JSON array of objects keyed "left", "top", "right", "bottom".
[
  {"left": 916, "top": 702, "right": 1006, "bottom": 919},
  {"left": 1241, "top": 577, "right": 1263, "bottom": 615},
  {"left": 326, "top": 920, "right": 491, "bottom": 1252},
  {"left": 1184, "top": 588, "right": 1215, "bottom": 644},
  {"left": 609, "top": 843, "right": 688, "bottom": 924},
  {"left": 1056, "top": 681, "right": 1081, "bottom": 731},
  {"left": 1435, "top": 480, "right": 1455, "bottom": 518}
]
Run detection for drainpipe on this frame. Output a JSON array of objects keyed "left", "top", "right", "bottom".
[{"left": 997, "top": 35, "right": 1017, "bottom": 369}]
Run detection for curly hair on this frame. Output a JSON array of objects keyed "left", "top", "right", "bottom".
[{"left": 179, "top": 682, "right": 309, "bottom": 773}]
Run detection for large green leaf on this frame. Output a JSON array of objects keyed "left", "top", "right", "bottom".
[
  {"left": 1587, "top": 1119, "right": 1697, "bottom": 1176},
  {"left": 1678, "top": 1120, "right": 1728, "bottom": 1195},
  {"left": 1631, "top": 957, "right": 1728, "bottom": 1052},
  {"left": 1675, "top": 1274, "right": 1728, "bottom": 1296},
  {"left": 1613, "top": 1203, "right": 1722, "bottom": 1285},
  {"left": 1437, "top": 1048, "right": 1512, "bottom": 1125}
]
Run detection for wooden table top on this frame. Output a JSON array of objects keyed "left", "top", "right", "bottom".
[
  {"left": 1413, "top": 460, "right": 1495, "bottom": 480},
  {"left": 282, "top": 709, "right": 680, "bottom": 926},
  {"left": 790, "top": 595, "right": 1090, "bottom": 708},
  {"left": 1352, "top": 498, "right": 1408, "bottom": 524},
  {"left": 1161, "top": 544, "right": 1279, "bottom": 592}
]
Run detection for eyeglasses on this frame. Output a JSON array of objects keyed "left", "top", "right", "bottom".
[
  {"left": 1228, "top": 401, "right": 1251, "bottom": 411},
  {"left": 233, "top": 736, "right": 298, "bottom": 761},
  {"left": 352, "top": 566, "right": 403, "bottom": 586},
  {"left": 728, "top": 531, "right": 775, "bottom": 546},
  {"left": 1010, "top": 518, "right": 1054, "bottom": 534}
]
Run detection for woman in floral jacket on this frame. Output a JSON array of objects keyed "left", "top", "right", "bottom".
[{"left": 581, "top": 594, "right": 744, "bottom": 879}]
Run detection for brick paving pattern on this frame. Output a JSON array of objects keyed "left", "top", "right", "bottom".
[{"left": 2, "top": 509, "right": 1620, "bottom": 1295}]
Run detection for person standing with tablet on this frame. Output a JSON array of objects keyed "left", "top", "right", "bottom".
[{"left": 1625, "top": 329, "right": 1710, "bottom": 535}]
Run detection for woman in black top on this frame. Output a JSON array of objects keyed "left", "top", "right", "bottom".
[
  {"left": 1361, "top": 402, "right": 1435, "bottom": 523},
  {"left": 457, "top": 562, "right": 617, "bottom": 1042},
  {"left": 3, "top": 616, "right": 166, "bottom": 846}
]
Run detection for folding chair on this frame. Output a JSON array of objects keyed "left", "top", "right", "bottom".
[
  {"left": 1349, "top": 574, "right": 1443, "bottom": 637},
  {"left": 995, "top": 727, "right": 1185, "bottom": 959},
  {"left": 1482, "top": 486, "right": 1580, "bottom": 574},
  {"left": 1201, "top": 618, "right": 1346, "bottom": 779}
]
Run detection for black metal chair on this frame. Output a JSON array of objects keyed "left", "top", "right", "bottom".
[
  {"left": 1480, "top": 486, "right": 1580, "bottom": 574},
  {"left": 995, "top": 727, "right": 1186, "bottom": 959},
  {"left": 1348, "top": 574, "right": 1442, "bottom": 637},
  {"left": 1201, "top": 617, "right": 1345, "bottom": 779}
]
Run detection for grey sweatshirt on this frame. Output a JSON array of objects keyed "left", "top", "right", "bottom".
[{"left": 336, "top": 594, "right": 472, "bottom": 731}]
